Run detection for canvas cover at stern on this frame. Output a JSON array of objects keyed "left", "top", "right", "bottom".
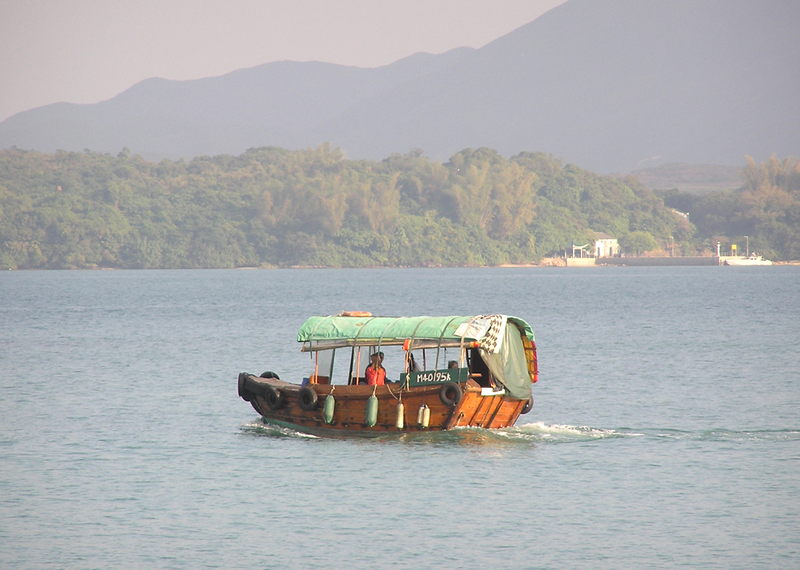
[{"left": 480, "top": 323, "right": 532, "bottom": 400}]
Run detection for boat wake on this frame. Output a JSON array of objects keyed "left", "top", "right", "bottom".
[
  {"left": 644, "top": 428, "right": 800, "bottom": 442},
  {"left": 240, "top": 420, "right": 320, "bottom": 439},
  {"left": 237, "top": 418, "right": 627, "bottom": 444},
  {"left": 501, "top": 424, "right": 800, "bottom": 444},
  {"left": 239, "top": 418, "right": 800, "bottom": 445},
  {"left": 501, "top": 421, "right": 637, "bottom": 442}
]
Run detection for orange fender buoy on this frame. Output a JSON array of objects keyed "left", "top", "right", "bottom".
[{"left": 341, "top": 311, "right": 372, "bottom": 317}]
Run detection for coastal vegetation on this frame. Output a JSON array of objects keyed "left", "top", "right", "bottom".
[
  {"left": 0, "top": 146, "right": 796, "bottom": 269},
  {"left": 658, "top": 156, "right": 800, "bottom": 261}
]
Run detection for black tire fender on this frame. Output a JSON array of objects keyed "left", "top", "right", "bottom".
[
  {"left": 521, "top": 397, "right": 534, "bottom": 414},
  {"left": 439, "top": 382, "right": 462, "bottom": 408},
  {"left": 260, "top": 371, "right": 280, "bottom": 380},
  {"left": 238, "top": 372, "right": 252, "bottom": 402},
  {"left": 265, "top": 385, "right": 285, "bottom": 411},
  {"left": 298, "top": 386, "right": 318, "bottom": 411}
]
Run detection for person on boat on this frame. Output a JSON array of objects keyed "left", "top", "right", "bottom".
[
  {"left": 448, "top": 360, "right": 459, "bottom": 369},
  {"left": 408, "top": 352, "right": 422, "bottom": 372},
  {"left": 365, "top": 351, "right": 386, "bottom": 385}
]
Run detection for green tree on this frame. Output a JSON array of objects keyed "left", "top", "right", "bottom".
[{"left": 620, "top": 231, "right": 657, "bottom": 255}]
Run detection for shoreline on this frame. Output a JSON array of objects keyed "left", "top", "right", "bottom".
[{"left": 5, "top": 259, "right": 800, "bottom": 271}]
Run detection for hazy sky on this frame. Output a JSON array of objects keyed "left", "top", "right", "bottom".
[{"left": 0, "top": 0, "right": 567, "bottom": 122}]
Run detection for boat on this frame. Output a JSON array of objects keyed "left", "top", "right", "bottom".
[
  {"left": 237, "top": 313, "right": 539, "bottom": 435},
  {"left": 724, "top": 254, "right": 773, "bottom": 266}
]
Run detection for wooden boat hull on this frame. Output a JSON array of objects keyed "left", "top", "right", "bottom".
[{"left": 238, "top": 373, "right": 530, "bottom": 435}]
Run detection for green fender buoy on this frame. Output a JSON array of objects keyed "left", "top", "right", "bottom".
[
  {"left": 366, "top": 394, "right": 378, "bottom": 427},
  {"left": 323, "top": 393, "right": 336, "bottom": 424}
]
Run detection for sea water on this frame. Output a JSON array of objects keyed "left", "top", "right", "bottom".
[{"left": 1, "top": 267, "right": 798, "bottom": 569}]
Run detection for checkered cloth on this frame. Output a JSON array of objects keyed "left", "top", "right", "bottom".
[
  {"left": 455, "top": 315, "right": 507, "bottom": 353},
  {"left": 476, "top": 315, "right": 506, "bottom": 353}
]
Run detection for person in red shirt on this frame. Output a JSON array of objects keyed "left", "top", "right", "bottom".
[{"left": 365, "top": 352, "right": 386, "bottom": 385}]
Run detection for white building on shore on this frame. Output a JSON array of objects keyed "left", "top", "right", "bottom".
[{"left": 595, "top": 233, "right": 619, "bottom": 257}]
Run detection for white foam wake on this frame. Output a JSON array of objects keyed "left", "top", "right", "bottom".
[
  {"left": 240, "top": 420, "right": 320, "bottom": 439},
  {"left": 502, "top": 421, "right": 640, "bottom": 442}
]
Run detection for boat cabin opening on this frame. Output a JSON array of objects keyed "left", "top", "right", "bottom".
[
  {"left": 302, "top": 344, "right": 482, "bottom": 386},
  {"left": 296, "top": 314, "right": 537, "bottom": 395}
]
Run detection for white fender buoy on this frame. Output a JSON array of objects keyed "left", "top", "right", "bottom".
[
  {"left": 396, "top": 401, "right": 405, "bottom": 429},
  {"left": 417, "top": 403, "right": 430, "bottom": 428}
]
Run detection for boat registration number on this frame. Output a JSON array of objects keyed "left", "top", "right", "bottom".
[
  {"left": 416, "top": 371, "right": 452, "bottom": 383},
  {"left": 401, "top": 368, "right": 467, "bottom": 386}
]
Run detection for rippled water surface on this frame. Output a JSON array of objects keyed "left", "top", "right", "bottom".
[{"left": 2, "top": 267, "right": 799, "bottom": 569}]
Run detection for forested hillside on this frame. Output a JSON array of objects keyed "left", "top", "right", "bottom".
[
  {"left": 659, "top": 156, "right": 800, "bottom": 261},
  {"left": 0, "top": 145, "right": 696, "bottom": 269},
  {"left": 4, "top": 147, "right": 797, "bottom": 270}
]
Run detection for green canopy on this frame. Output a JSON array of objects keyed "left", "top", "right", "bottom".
[{"left": 297, "top": 315, "right": 533, "bottom": 347}]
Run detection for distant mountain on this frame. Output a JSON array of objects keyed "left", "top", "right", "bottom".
[{"left": 1, "top": 0, "right": 798, "bottom": 173}]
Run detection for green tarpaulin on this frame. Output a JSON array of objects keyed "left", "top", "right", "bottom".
[{"left": 297, "top": 315, "right": 533, "bottom": 345}]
